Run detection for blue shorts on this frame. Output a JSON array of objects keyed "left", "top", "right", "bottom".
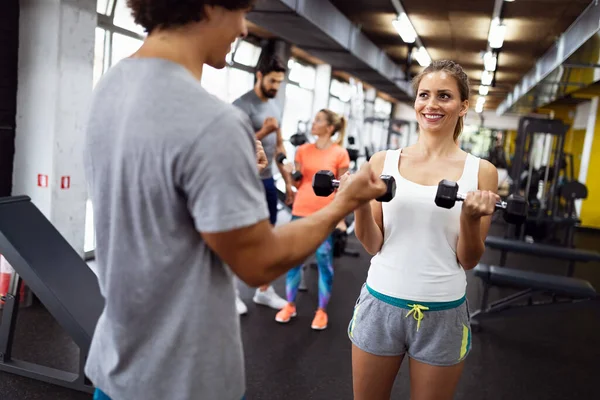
[
  {"left": 262, "top": 177, "right": 278, "bottom": 226},
  {"left": 94, "top": 389, "right": 246, "bottom": 399}
]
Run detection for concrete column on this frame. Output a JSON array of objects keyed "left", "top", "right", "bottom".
[
  {"left": 311, "top": 64, "right": 332, "bottom": 117},
  {"left": 363, "top": 88, "right": 377, "bottom": 152},
  {"left": 577, "top": 96, "right": 598, "bottom": 216},
  {"left": 348, "top": 78, "right": 365, "bottom": 155},
  {"left": 13, "top": 0, "right": 96, "bottom": 256}
]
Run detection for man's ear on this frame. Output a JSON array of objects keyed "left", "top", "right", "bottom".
[
  {"left": 203, "top": 5, "right": 215, "bottom": 22},
  {"left": 256, "top": 71, "right": 263, "bottom": 82}
]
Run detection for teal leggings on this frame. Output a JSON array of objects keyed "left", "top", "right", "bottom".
[{"left": 286, "top": 215, "right": 334, "bottom": 309}]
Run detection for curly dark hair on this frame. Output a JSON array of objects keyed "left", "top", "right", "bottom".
[
  {"left": 127, "top": 0, "right": 257, "bottom": 33},
  {"left": 257, "top": 57, "right": 287, "bottom": 76}
]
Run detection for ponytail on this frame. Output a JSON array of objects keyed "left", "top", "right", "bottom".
[{"left": 335, "top": 117, "right": 347, "bottom": 146}]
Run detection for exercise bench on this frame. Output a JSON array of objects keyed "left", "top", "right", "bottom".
[{"left": 470, "top": 236, "right": 599, "bottom": 331}]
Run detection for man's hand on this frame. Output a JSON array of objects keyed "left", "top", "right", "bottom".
[
  {"left": 256, "top": 117, "right": 279, "bottom": 140},
  {"left": 285, "top": 184, "right": 295, "bottom": 206},
  {"left": 335, "top": 163, "right": 387, "bottom": 209},
  {"left": 262, "top": 117, "right": 279, "bottom": 135},
  {"left": 256, "top": 140, "right": 268, "bottom": 173}
]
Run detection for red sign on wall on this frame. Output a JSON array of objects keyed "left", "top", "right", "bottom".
[
  {"left": 37, "top": 174, "right": 48, "bottom": 188},
  {"left": 60, "top": 176, "right": 71, "bottom": 190}
]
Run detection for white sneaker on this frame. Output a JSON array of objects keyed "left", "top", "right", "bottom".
[
  {"left": 253, "top": 286, "right": 288, "bottom": 310},
  {"left": 236, "top": 295, "right": 248, "bottom": 315}
]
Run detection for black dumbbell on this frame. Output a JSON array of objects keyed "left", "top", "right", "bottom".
[
  {"left": 312, "top": 170, "right": 396, "bottom": 202},
  {"left": 276, "top": 153, "right": 303, "bottom": 181},
  {"left": 435, "top": 179, "right": 528, "bottom": 224}
]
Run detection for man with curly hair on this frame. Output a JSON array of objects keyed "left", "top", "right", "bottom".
[{"left": 83, "top": 1, "right": 387, "bottom": 400}]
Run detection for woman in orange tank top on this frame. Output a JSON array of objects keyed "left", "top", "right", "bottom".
[{"left": 275, "top": 109, "right": 350, "bottom": 330}]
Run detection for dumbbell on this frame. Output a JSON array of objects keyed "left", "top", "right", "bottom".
[
  {"left": 276, "top": 153, "right": 302, "bottom": 181},
  {"left": 312, "top": 170, "right": 396, "bottom": 202},
  {"left": 435, "top": 179, "right": 528, "bottom": 224}
]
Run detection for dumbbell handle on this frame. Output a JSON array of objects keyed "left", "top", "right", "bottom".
[{"left": 455, "top": 193, "right": 506, "bottom": 209}]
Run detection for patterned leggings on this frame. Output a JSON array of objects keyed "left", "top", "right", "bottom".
[{"left": 286, "top": 215, "right": 334, "bottom": 309}]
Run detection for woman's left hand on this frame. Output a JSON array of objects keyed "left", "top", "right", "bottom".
[{"left": 461, "top": 190, "right": 501, "bottom": 220}]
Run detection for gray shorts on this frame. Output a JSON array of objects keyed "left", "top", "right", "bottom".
[{"left": 348, "top": 284, "right": 472, "bottom": 366}]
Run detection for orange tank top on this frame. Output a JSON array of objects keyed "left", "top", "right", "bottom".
[{"left": 292, "top": 143, "right": 350, "bottom": 217}]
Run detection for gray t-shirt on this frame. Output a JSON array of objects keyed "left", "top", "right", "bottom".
[
  {"left": 233, "top": 90, "right": 282, "bottom": 179},
  {"left": 83, "top": 58, "right": 269, "bottom": 400}
]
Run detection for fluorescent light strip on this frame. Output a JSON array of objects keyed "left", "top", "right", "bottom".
[
  {"left": 414, "top": 46, "right": 431, "bottom": 67},
  {"left": 392, "top": 13, "right": 417, "bottom": 44},
  {"left": 488, "top": 19, "right": 507, "bottom": 49},
  {"left": 479, "top": 85, "right": 489, "bottom": 96},
  {"left": 481, "top": 70, "right": 493, "bottom": 86},
  {"left": 483, "top": 51, "right": 497, "bottom": 72}
]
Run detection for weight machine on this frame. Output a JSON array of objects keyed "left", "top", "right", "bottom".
[{"left": 506, "top": 116, "right": 588, "bottom": 248}]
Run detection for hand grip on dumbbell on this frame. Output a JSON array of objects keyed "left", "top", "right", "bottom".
[
  {"left": 435, "top": 179, "right": 528, "bottom": 224},
  {"left": 276, "top": 153, "right": 303, "bottom": 181},
  {"left": 312, "top": 170, "right": 396, "bottom": 202}
]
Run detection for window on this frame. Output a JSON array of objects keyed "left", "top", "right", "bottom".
[
  {"left": 328, "top": 97, "right": 347, "bottom": 116},
  {"left": 200, "top": 40, "right": 258, "bottom": 102},
  {"left": 233, "top": 40, "right": 261, "bottom": 67},
  {"left": 93, "top": 28, "right": 108, "bottom": 87},
  {"left": 287, "top": 59, "right": 316, "bottom": 90},
  {"left": 111, "top": 33, "right": 143, "bottom": 66},
  {"left": 329, "top": 79, "right": 352, "bottom": 118},
  {"left": 330, "top": 79, "right": 352, "bottom": 102},
  {"left": 97, "top": 0, "right": 114, "bottom": 15},
  {"left": 201, "top": 65, "right": 230, "bottom": 102},
  {"left": 113, "top": 0, "right": 145, "bottom": 35},
  {"left": 281, "top": 58, "right": 317, "bottom": 140},
  {"left": 282, "top": 84, "right": 314, "bottom": 140},
  {"left": 228, "top": 68, "right": 255, "bottom": 102},
  {"left": 84, "top": 199, "right": 96, "bottom": 254}
]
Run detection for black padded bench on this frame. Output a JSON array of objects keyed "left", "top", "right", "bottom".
[
  {"left": 470, "top": 263, "right": 597, "bottom": 330},
  {"left": 475, "top": 264, "right": 596, "bottom": 298},
  {"left": 485, "top": 235, "right": 600, "bottom": 276}
]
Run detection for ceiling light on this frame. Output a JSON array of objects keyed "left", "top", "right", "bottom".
[
  {"left": 414, "top": 46, "right": 431, "bottom": 67},
  {"left": 488, "top": 19, "right": 507, "bottom": 49},
  {"left": 481, "top": 70, "right": 493, "bottom": 86},
  {"left": 392, "top": 13, "right": 417, "bottom": 44},
  {"left": 483, "top": 51, "right": 497, "bottom": 72},
  {"left": 477, "top": 96, "right": 486, "bottom": 106},
  {"left": 476, "top": 103, "right": 484, "bottom": 113},
  {"left": 479, "top": 85, "right": 489, "bottom": 96}
]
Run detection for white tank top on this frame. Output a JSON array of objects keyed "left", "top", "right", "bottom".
[{"left": 366, "top": 149, "right": 480, "bottom": 302}]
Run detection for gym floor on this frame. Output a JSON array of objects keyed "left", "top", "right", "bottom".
[{"left": 0, "top": 224, "right": 599, "bottom": 400}]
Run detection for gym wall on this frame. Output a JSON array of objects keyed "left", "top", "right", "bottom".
[
  {"left": 13, "top": 0, "right": 96, "bottom": 256},
  {"left": 0, "top": 0, "right": 19, "bottom": 197},
  {"left": 580, "top": 100, "right": 600, "bottom": 229}
]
